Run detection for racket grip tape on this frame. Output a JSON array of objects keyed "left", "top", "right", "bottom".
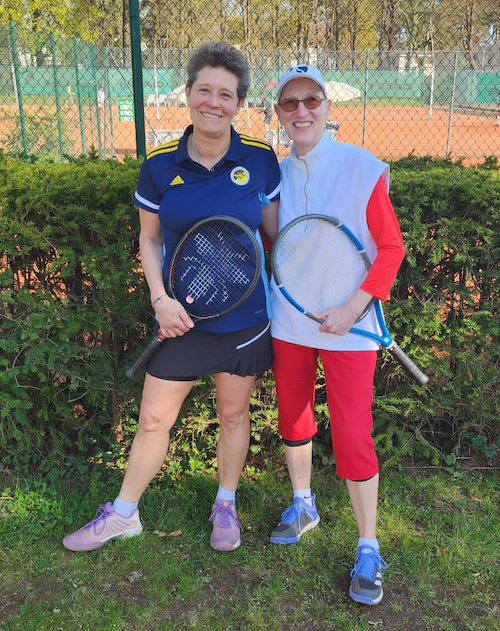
[
  {"left": 387, "top": 342, "right": 429, "bottom": 386},
  {"left": 125, "top": 334, "right": 164, "bottom": 380}
]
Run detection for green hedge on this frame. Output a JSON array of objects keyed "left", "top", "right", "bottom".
[
  {"left": 1, "top": 154, "right": 499, "bottom": 478},
  {"left": 0, "top": 154, "right": 148, "bottom": 475},
  {"left": 380, "top": 156, "right": 500, "bottom": 465}
]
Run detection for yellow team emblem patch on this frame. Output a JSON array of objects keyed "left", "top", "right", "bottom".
[
  {"left": 170, "top": 175, "right": 184, "bottom": 186},
  {"left": 230, "top": 166, "right": 250, "bottom": 186}
]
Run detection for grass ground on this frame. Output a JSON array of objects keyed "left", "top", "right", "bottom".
[{"left": 1, "top": 461, "right": 499, "bottom": 631}]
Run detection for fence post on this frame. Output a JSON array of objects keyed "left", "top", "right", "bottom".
[
  {"left": 428, "top": 64, "right": 435, "bottom": 120},
  {"left": 362, "top": 50, "right": 369, "bottom": 149},
  {"left": 129, "top": 0, "right": 146, "bottom": 158},
  {"left": 446, "top": 51, "right": 458, "bottom": 157},
  {"left": 50, "top": 32, "right": 65, "bottom": 161},
  {"left": 9, "top": 22, "right": 28, "bottom": 155},
  {"left": 73, "top": 37, "right": 87, "bottom": 155},
  {"left": 105, "top": 47, "right": 116, "bottom": 155},
  {"left": 91, "top": 44, "right": 104, "bottom": 157}
]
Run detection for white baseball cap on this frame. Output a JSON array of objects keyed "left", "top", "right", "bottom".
[{"left": 276, "top": 65, "right": 326, "bottom": 102}]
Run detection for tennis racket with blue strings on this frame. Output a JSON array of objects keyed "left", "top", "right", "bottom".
[
  {"left": 271, "top": 214, "right": 428, "bottom": 386},
  {"left": 126, "top": 215, "right": 262, "bottom": 380}
]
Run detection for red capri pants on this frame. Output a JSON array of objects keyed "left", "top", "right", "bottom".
[{"left": 272, "top": 338, "right": 379, "bottom": 481}]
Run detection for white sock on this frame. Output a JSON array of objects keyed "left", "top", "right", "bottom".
[
  {"left": 216, "top": 486, "right": 236, "bottom": 502},
  {"left": 358, "top": 537, "right": 379, "bottom": 550},
  {"left": 113, "top": 498, "right": 138, "bottom": 517},
  {"left": 294, "top": 489, "right": 314, "bottom": 507}
]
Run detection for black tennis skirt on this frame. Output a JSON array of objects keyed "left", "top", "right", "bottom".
[{"left": 146, "top": 321, "right": 272, "bottom": 381}]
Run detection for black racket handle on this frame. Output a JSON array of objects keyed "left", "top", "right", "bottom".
[
  {"left": 387, "top": 342, "right": 429, "bottom": 386},
  {"left": 125, "top": 334, "right": 164, "bottom": 380}
]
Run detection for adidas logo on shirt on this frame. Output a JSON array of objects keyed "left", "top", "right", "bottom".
[{"left": 170, "top": 175, "right": 184, "bottom": 186}]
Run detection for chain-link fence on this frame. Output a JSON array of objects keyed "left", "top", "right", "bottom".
[{"left": 2, "top": 7, "right": 500, "bottom": 163}]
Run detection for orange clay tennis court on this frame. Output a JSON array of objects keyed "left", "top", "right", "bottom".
[
  {"left": 2, "top": 102, "right": 499, "bottom": 164},
  {"left": 123, "top": 103, "right": 500, "bottom": 164}
]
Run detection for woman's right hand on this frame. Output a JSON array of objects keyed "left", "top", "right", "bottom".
[{"left": 154, "top": 295, "right": 195, "bottom": 338}]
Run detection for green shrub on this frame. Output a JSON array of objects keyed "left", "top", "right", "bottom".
[
  {"left": 374, "top": 157, "right": 500, "bottom": 464},
  {"left": 0, "top": 154, "right": 148, "bottom": 474},
  {"left": 1, "top": 154, "right": 499, "bottom": 478}
]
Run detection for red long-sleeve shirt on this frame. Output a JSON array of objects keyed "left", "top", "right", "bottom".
[{"left": 360, "top": 176, "right": 406, "bottom": 300}]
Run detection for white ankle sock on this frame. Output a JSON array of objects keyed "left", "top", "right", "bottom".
[
  {"left": 113, "top": 498, "right": 138, "bottom": 517},
  {"left": 293, "top": 489, "right": 314, "bottom": 507},
  {"left": 216, "top": 486, "right": 236, "bottom": 502},
  {"left": 358, "top": 537, "right": 379, "bottom": 550}
]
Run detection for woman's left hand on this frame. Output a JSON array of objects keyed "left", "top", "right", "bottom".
[
  {"left": 314, "top": 304, "right": 359, "bottom": 336},
  {"left": 313, "top": 289, "right": 373, "bottom": 336}
]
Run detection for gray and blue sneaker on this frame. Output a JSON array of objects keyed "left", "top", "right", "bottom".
[
  {"left": 349, "top": 545, "right": 388, "bottom": 605},
  {"left": 270, "top": 495, "right": 320, "bottom": 544}
]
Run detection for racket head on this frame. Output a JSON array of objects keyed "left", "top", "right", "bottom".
[
  {"left": 271, "top": 214, "right": 372, "bottom": 321},
  {"left": 168, "top": 215, "right": 262, "bottom": 320}
]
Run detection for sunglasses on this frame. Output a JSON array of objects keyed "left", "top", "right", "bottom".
[{"left": 278, "top": 95, "right": 326, "bottom": 112}]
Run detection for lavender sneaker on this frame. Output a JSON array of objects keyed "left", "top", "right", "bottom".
[
  {"left": 209, "top": 499, "right": 242, "bottom": 551},
  {"left": 62, "top": 502, "right": 143, "bottom": 551}
]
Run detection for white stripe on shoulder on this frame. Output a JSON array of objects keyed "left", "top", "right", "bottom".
[
  {"left": 134, "top": 191, "right": 160, "bottom": 211},
  {"left": 266, "top": 182, "right": 281, "bottom": 201}
]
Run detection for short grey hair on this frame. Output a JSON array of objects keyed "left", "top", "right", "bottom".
[{"left": 186, "top": 41, "right": 251, "bottom": 100}]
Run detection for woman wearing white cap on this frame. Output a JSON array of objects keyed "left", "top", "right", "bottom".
[{"left": 269, "top": 65, "right": 406, "bottom": 606}]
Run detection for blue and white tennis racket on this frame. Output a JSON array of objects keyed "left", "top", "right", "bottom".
[
  {"left": 126, "top": 215, "right": 261, "bottom": 380},
  {"left": 271, "top": 214, "right": 428, "bottom": 386}
]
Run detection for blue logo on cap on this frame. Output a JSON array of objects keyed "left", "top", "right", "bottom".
[{"left": 296, "top": 65, "right": 309, "bottom": 74}]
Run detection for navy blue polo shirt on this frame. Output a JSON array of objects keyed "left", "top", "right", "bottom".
[{"left": 134, "top": 125, "right": 281, "bottom": 333}]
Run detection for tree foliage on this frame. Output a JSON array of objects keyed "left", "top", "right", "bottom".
[
  {"left": 0, "top": 0, "right": 128, "bottom": 46},
  {"left": 2, "top": 0, "right": 499, "bottom": 59}
]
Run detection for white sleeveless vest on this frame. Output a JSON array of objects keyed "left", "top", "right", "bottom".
[{"left": 270, "top": 130, "right": 389, "bottom": 351}]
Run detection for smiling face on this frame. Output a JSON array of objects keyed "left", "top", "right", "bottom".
[
  {"left": 186, "top": 66, "right": 244, "bottom": 139},
  {"left": 275, "top": 77, "right": 331, "bottom": 156}
]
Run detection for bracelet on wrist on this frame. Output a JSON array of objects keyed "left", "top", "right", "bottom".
[{"left": 152, "top": 293, "right": 167, "bottom": 307}]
